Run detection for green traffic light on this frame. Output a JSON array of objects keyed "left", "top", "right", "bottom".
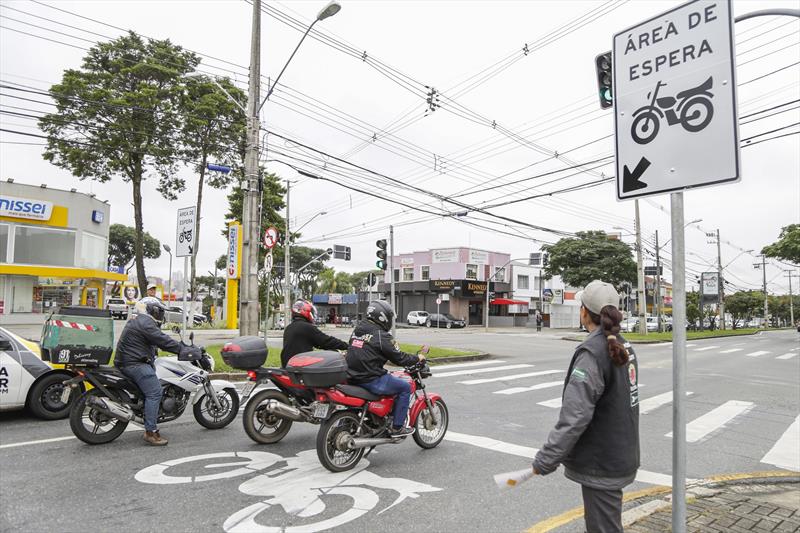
[{"left": 602, "top": 88, "right": 612, "bottom": 102}]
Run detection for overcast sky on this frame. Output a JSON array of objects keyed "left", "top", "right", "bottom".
[{"left": 1, "top": 0, "right": 798, "bottom": 294}]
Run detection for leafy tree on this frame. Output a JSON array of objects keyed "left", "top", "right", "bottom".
[
  {"left": 215, "top": 254, "right": 227, "bottom": 272},
  {"left": 725, "top": 290, "right": 764, "bottom": 326},
  {"left": 181, "top": 75, "right": 246, "bottom": 299},
  {"left": 39, "top": 32, "right": 199, "bottom": 292},
  {"left": 761, "top": 224, "right": 800, "bottom": 265},
  {"left": 107, "top": 223, "right": 161, "bottom": 272},
  {"left": 317, "top": 268, "right": 355, "bottom": 294},
  {"left": 542, "top": 231, "right": 637, "bottom": 289},
  {"left": 347, "top": 270, "right": 382, "bottom": 291}
]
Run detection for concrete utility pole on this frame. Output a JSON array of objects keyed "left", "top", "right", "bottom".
[
  {"left": 635, "top": 200, "right": 647, "bottom": 334},
  {"left": 760, "top": 254, "right": 768, "bottom": 327},
  {"left": 389, "top": 225, "right": 396, "bottom": 336},
  {"left": 655, "top": 230, "right": 662, "bottom": 332},
  {"left": 716, "top": 229, "right": 725, "bottom": 329},
  {"left": 284, "top": 180, "right": 291, "bottom": 318},
  {"left": 240, "top": 0, "right": 262, "bottom": 336},
  {"left": 785, "top": 271, "right": 797, "bottom": 327}
]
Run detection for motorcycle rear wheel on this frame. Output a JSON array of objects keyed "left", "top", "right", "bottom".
[
  {"left": 413, "top": 398, "right": 449, "bottom": 449},
  {"left": 316, "top": 411, "right": 365, "bottom": 473},
  {"left": 243, "top": 389, "right": 293, "bottom": 444},
  {"left": 69, "top": 389, "right": 128, "bottom": 445},
  {"left": 193, "top": 386, "right": 239, "bottom": 429}
]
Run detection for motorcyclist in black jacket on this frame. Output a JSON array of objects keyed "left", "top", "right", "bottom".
[
  {"left": 345, "top": 300, "right": 427, "bottom": 437},
  {"left": 114, "top": 297, "right": 199, "bottom": 446},
  {"left": 280, "top": 300, "right": 349, "bottom": 367}
]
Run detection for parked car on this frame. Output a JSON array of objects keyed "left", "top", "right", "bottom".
[
  {"left": 105, "top": 298, "right": 129, "bottom": 320},
  {"left": 645, "top": 316, "right": 659, "bottom": 332},
  {"left": 620, "top": 317, "right": 639, "bottom": 333},
  {"left": 164, "top": 306, "right": 207, "bottom": 326},
  {"left": 407, "top": 311, "right": 430, "bottom": 326},
  {"left": 425, "top": 313, "right": 466, "bottom": 329}
]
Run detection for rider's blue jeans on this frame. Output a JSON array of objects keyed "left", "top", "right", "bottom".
[
  {"left": 119, "top": 363, "right": 162, "bottom": 432},
  {"left": 361, "top": 373, "right": 412, "bottom": 428}
]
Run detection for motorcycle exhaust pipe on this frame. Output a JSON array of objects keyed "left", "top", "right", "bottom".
[
  {"left": 86, "top": 395, "right": 135, "bottom": 422},
  {"left": 348, "top": 437, "right": 403, "bottom": 449},
  {"left": 264, "top": 399, "right": 306, "bottom": 422}
]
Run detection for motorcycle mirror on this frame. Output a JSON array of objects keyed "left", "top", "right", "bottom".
[
  {"left": 172, "top": 326, "right": 181, "bottom": 334},
  {"left": 189, "top": 332, "right": 194, "bottom": 344}
]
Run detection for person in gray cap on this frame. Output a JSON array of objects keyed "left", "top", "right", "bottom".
[{"left": 530, "top": 280, "right": 640, "bottom": 533}]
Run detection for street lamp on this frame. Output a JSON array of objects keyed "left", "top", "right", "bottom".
[
  {"left": 295, "top": 211, "right": 328, "bottom": 233},
  {"left": 162, "top": 244, "right": 173, "bottom": 304}
]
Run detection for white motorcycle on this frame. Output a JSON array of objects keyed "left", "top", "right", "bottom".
[{"left": 63, "top": 335, "right": 238, "bottom": 445}]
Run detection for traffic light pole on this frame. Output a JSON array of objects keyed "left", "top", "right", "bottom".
[
  {"left": 284, "top": 180, "right": 291, "bottom": 323},
  {"left": 716, "top": 229, "right": 725, "bottom": 329},
  {"left": 655, "top": 230, "right": 662, "bottom": 332},
  {"left": 635, "top": 200, "right": 647, "bottom": 335},
  {"left": 390, "top": 225, "right": 396, "bottom": 336}
]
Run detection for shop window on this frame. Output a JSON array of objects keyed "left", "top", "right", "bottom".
[
  {"left": 402, "top": 267, "right": 414, "bottom": 282},
  {"left": 466, "top": 263, "right": 478, "bottom": 280},
  {"left": 14, "top": 225, "right": 75, "bottom": 267},
  {"left": 420, "top": 265, "right": 430, "bottom": 281},
  {"left": 80, "top": 232, "right": 107, "bottom": 270},
  {"left": 518, "top": 275, "right": 529, "bottom": 289},
  {"left": 393, "top": 269, "right": 400, "bottom": 283},
  {"left": 0, "top": 224, "right": 8, "bottom": 262}
]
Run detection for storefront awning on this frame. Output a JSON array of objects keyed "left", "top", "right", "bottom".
[
  {"left": 0, "top": 264, "right": 127, "bottom": 282},
  {"left": 490, "top": 298, "right": 527, "bottom": 305}
]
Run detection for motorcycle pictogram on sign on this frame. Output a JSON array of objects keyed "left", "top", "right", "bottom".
[{"left": 631, "top": 76, "right": 715, "bottom": 145}]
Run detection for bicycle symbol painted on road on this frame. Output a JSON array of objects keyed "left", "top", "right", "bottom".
[
  {"left": 631, "top": 76, "right": 715, "bottom": 145},
  {"left": 135, "top": 449, "right": 442, "bottom": 532}
]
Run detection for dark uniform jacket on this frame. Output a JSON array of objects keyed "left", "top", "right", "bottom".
[
  {"left": 345, "top": 320, "right": 419, "bottom": 384},
  {"left": 280, "top": 317, "right": 349, "bottom": 367},
  {"left": 533, "top": 327, "right": 640, "bottom": 479},
  {"left": 114, "top": 314, "right": 183, "bottom": 367}
]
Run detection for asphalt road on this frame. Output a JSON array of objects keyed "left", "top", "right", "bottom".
[{"left": 1, "top": 328, "right": 797, "bottom": 532}]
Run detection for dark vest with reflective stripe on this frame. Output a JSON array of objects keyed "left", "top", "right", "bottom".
[{"left": 562, "top": 328, "right": 640, "bottom": 478}]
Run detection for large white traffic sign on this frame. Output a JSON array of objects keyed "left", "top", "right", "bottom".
[
  {"left": 175, "top": 206, "right": 196, "bottom": 257},
  {"left": 613, "top": 0, "right": 739, "bottom": 200}
]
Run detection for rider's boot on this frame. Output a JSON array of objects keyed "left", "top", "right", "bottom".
[
  {"left": 388, "top": 426, "right": 414, "bottom": 438},
  {"left": 144, "top": 430, "right": 168, "bottom": 446}
]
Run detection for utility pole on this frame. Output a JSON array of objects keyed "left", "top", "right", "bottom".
[
  {"left": 716, "top": 229, "right": 725, "bottom": 329},
  {"left": 389, "top": 225, "right": 396, "bottom": 336},
  {"left": 759, "top": 254, "right": 768, "bottom": 327},
  {"left": 239, "top": 0, "right": 262, "bottom": 336},
  {"left": 655, "top": 230, "right": 662, "bottom": 332},
  {"left": 635, "top": 200, "right": 647, "bottom": 334},
  {"left": 284, "top": 180, "right": 291, "bottom": 319},
  {"left": 785, "top": 271, "right": 797, "bottom": 327}
]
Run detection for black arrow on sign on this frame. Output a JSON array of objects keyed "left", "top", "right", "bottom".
[
  {"left": 622, "top": 157, "right": 651, "bottom": 193},
  {"left": 188, "top": 245, "right": 193, "bottom": 255}
]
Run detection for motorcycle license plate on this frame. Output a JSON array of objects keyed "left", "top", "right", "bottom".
[
  {"left": 313, "top": 403, "right": 330, "bottom": 419},
  {"left": 240, "top": 381, "right": 256, "bottom": 400},
  {"left": 60, "top": 387, "right": 71, "bottom": 404}
]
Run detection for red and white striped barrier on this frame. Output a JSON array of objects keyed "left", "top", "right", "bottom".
[{"left": 52, "top": 320, "right": 96, "bottom": 332}]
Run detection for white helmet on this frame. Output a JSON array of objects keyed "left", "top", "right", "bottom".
[{"left": 134, "top": 296, "right": 168, "bottom": 324}]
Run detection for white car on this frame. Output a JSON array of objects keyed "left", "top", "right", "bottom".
[
  {"left": 406, "top": 311, "right": 430, "bottom": 326},
  {"left": 0, "top": 327, "right": 81, "bottom": 420},
  {"left": 620, "top": 317, "right": 640, "bottom": 333},
  {"left": 645, "top": 316, "right": 659, "bottom": 332}
]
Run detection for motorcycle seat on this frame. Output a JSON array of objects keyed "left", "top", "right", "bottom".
[{"left": 335, "top": 384, "right": 381, "bottom": 401}]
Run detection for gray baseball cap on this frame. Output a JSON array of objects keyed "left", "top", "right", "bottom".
[{"left": 575, "top": 280, "right": 620, "bottom": 315}]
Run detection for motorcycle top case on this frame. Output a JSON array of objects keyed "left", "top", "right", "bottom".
[
  {"left": 286, "top": 351, "right": 347, "bottom": 387},
  {"left": 40, "top": 306, "right": 114, "bottom": 366},
  {"left": 221, "top": 336, "right": 268, "bottom": 369}
]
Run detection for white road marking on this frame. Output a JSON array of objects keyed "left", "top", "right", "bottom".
[
  {"left": 791, "top": 347, "right": 799, "bottom": 352},
  {"left": 444, "top": 431, "right": 675, "bottom": 486},
  {"left": 433, "top": 364, "right": 532, "bottom": 378},
  {"left": 537, "top": 397, "right": 562, "bottom": 409},
  {"left": 493, "top": 381, "right": 563, "bottom": 395},
  {"left": 761, "top": 415, "right": 800, "bottom": 472},
  {"left": 745, "top": 351, "right": 771, "bottom": 357},
  {"left": 776, "top": 353, "right": 797, "bottom": 360},
  {"left": 430, "top": 360, "right": 506, "bottom": 371},
  {"left": 666, "top": 400, "right": 754, "bottom": 442},
  {"left": 694, "top": 346, "right": 719, "bottom": 352},
  {"left": 639, "top": 391, "right": 693, "bottom": 415},
  {"left": 685, "top": 344, "right": 697, "bottom": 347},
  {"left": 0, "top": 435, "right": 75, "bottom": 449},
  {"left": 719, "top": 348, "right": 743, "bottom": 354},
  {"left": 459, "top": 370, "right": 561, "bottom": 385}
]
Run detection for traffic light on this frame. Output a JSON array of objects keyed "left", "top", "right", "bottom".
[
  {"left": 333, "top": 244, "right": 351, "bottom": 261},
  {"left": 595, "top": 51, "right": 612, "bottom": 109},
  {"left": 375, "top": 239, "right": 387, "bottom": 270}
]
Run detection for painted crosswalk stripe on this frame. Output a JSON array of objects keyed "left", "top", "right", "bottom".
[
  {"left": 694, "top": 346, "right": 719, "bottom": 352},
  {"left": 459, "top": 369, "right": 561, "bottom": 385},
  {"left": 493, "top": 381, "right": 563, "bottom": 395},
  {"left": 719, "top": 348, "right": 743, "bottom": 354},
  {"left": 685, "top": 344, "right": 697, "bottom": 347},
  {"left": 761, "top": 415, "right": 800, "bottom": 471},
  {"left": 538, "top": 397, "right": 563, "bottom": 409},
  {"left": 666, "top": 400, "right": 754, "bottom": 442},
  {"left": 745, "top": 351, "right": 770, "bottom": 357},
  {"left": 433, "top": 364, "right": 532, "bottom": 378},
  {"left": 431, "top": 360, "right": 506, "bottom": 371},
  {"left": 640, "top": 391, "right": 693, "bottom": 415},
  {"left": 776, "top": 353, "right": 797, "bottom": 360}
]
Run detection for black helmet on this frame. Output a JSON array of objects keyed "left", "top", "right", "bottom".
[
  {"left": 135, "top": 296, "right": 168, "bottom": 325},
  {"left": 365, "top": 300, "right": 395, "bottom": 331}
]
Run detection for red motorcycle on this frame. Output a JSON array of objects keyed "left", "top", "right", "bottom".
[{"left": 295, "top": 354, "right": 449, "bottom": 472}]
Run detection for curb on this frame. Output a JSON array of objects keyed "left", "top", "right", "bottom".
[
  {"left": 526, "top": 471, "right": 800, "bottom": 533},
  {"left": 210, "top": 352, "right": 491, "bottom": 381},
  {"left": 562, "top": 330, "right": 764, "bottom": 344}
]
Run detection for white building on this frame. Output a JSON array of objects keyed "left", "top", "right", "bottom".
[{"left": 509, "top": 262, "right": 581, "bottom": 328}]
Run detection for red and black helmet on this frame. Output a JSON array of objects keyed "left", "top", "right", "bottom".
[{"left": 291, "top": 300, "right": 317, "bottom": 323}]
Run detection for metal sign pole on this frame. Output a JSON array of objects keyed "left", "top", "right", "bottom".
[
  {"left": 670, "top": 191, "right": 688, "bottom": 531},
  {"left": 182, "top": 256, "right": 189, "bottom": 339}
]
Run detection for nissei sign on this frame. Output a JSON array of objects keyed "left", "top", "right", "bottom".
[
  {"left": 0, "top": 195, "right": 54, "bottom": 221},
  {"left": 227, "top": 223, "right": 240, "bottom": 279}
]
